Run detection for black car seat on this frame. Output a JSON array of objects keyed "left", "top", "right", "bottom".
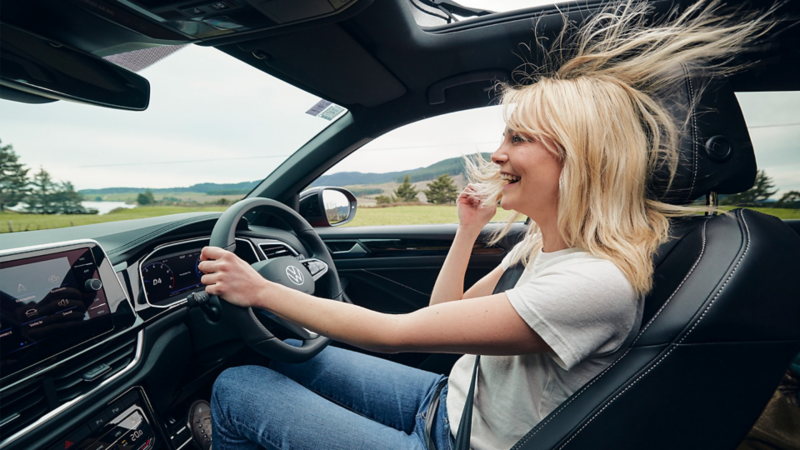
[{"left": 510, "top": 74, "right": 800, "bottom": 449}]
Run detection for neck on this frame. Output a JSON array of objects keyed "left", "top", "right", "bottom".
[{"left": 536, "top": 215, "right": 568, "bottom": 253}]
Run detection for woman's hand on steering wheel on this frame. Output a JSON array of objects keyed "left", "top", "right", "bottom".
[
  {"left": 457, "top": 184, "right": 497, "bottom": 232},
  {"left": 199, "top": 246, "right": 269, "bottom": 309}
]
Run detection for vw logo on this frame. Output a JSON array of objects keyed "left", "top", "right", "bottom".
[{"left": 286, "top": 266, "right": 304, "bottom": 285}]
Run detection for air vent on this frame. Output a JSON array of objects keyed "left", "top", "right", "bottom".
[
  {"left": 0, "top": 380, "right": 47, "bottom": 438},
  {"left": 52, "top": 335, "right": 137, "bottom": 403},
  {"left": 259, "top": 242, "right": 297, "bottom": 260}
]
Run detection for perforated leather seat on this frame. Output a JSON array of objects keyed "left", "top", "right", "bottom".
[{"left": 511, "top": 75, "right": 800, "bottom": 449}]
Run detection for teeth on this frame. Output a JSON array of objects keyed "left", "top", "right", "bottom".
[{"left": 501, "top": 173, "right": 521, "bottom": 182}]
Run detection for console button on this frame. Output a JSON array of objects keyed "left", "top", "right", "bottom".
[
  {"left": 85, "top": 279, "right": 103, "bottom": 291},
  {"left": 50, "top": 425, "right": 90, "bottom": 450},
  {"left": 85, "top": 441, "right": 111, "bottom": 450},
  {"left": 89, "top": 414, "right": 108, "bottom": 432},
  {"left": 107, "top": 403, "right": 125, "bottom": 419}
]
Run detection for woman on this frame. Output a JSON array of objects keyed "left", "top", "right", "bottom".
[{"left": 200, "top": 2, "right": 771, "bottom": 449}]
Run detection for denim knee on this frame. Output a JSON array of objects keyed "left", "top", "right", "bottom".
[{"left": 212, "top": 366, "right": 273, "bottom": 431}]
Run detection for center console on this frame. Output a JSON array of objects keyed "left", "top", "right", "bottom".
[{"left": 46, "top": 388, "right": 162, "bottom": 450}]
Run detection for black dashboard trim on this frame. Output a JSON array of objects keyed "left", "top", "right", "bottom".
[{"left": 0, "top": 330, "right": 144, "bottom": 449}]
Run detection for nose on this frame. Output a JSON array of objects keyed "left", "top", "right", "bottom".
[{"left": 491, "top": 146, "right": 508, "bottom": 166}]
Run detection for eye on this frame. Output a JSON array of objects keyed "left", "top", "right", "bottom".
[{"left": 511, "top": 133, "right": 526, "bottom": 144}]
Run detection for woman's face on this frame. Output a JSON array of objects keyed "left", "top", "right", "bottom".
[{"left": 491, "top": 129, "right": 563, "bottom": 221}]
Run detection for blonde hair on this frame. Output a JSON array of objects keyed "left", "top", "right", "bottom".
[{"left": 468, "top": 0, "right": 773, "bottom": 296}]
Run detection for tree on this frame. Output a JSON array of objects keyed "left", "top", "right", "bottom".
[
  {"left": 51, "top": 181, "right": 90, "bottom": 214},
  {"left": 0, "top": 140, "right": 30, "bottom": 212},
  {"left": 424, "top": 173, "right": 459, "bottom": 204},
  {"left": 375, "top": 194, "right": 395, "bottom": 205},
  {"left": 720, "top": 170, "right": 777, "bottom": 206},
  {"left": 137, "top": 189, "right": 157, "bottom": 205},
  {"left": 26, "top": 167, "right": 56, "bottom": 214},
  {"left": 775, "top": 191, "right": 800, "bottom": 209},
  {"left": 393, "top": 175, "right": 419, "bottom": 202}
]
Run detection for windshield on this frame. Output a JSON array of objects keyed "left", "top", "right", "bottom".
[{"left": 0, "top": 45, "right": 346, "bottom": 231}]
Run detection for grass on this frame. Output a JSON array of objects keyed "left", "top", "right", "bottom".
[
  {"left": 1, "top": 205, "right": 798, "bottom": 233},
  {"left": 0, "top": 206, "right": 227, "bottom": 233},
  {"left": 345, "top": 205, "right": 524, "bottom": 227}
]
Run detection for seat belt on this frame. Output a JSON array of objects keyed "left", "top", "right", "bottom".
[{"left": 453, "top": 263, "right": 526, "bottom": 450}]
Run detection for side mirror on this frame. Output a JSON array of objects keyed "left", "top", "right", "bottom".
[{"left": 299, "top": 187, "right": 357, "bottom": 227}]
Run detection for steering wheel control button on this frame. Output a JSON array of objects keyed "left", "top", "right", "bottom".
[
  {"left": 85, "top": 278, "right": 103, "bottom": 291},
  {"left": 189, "top": 400, "right": 212, "bottom": 450}
]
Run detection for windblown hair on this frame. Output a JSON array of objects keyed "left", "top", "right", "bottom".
[{"left": 468, "top": 0, "right": 773, "bottom": 296}]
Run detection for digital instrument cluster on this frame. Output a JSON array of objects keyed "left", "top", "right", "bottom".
[{"left": 140, "top": 239, "right": 260, "bottom": 305}]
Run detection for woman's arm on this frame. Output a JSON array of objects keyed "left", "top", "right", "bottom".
[
  {"left": 199, "top": 246, "right": 551, "bottom": 356},
  {"left": 428, "top": 185, "right": 498, "bottom": 306}
]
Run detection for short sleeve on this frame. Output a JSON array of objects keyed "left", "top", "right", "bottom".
[
  {"left": 505, "top": 258, "right": 638, "bottom": 370},
  {"left": 501, "top": 242, "right": 528, "bottom": 271}
]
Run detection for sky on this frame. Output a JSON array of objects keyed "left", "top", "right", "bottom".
[{"left": 1, "top": 25, "right": 799, "bottom": 197}]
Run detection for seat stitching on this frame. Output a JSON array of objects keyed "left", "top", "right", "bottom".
[
  {"left": 511, "top": 221, "right": 708, "bottom": 449},
  {"left": 558, "top": 211, "right": 751, "bottom": 449},
  {"left": 683, "top": 64, "right": 699, "bottom": 205}
]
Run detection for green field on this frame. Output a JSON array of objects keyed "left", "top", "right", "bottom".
[
  {"left": 346, "top": 205, "right": 523, "bottom": 226},
  {"left": 87, "top": 191, "right": 243, "bottom": 204},
  {"left": 0, "top": 206, "right": 228, "bottom": 233},
  {"left": 1, "top": 205, "right": 798, "bottom": 233}
]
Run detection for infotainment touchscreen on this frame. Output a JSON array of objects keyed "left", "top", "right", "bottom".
[{"left": 0, "top": 247, "right": 114, "bottom": 377}]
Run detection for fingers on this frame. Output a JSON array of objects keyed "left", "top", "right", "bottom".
[
  {"left": 200, "top": 246, "right": 227, "bottom": 261},
  {"left": 200, "top": 273, "right": 218, "bottom": 286}
]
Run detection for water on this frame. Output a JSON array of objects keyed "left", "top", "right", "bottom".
[{"left": 81, "top": 201, "right": 137, "bottom": 215}]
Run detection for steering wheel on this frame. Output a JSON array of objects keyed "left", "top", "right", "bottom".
[{"left": 208, "top": 197, "right": 343, "bottom": 363}]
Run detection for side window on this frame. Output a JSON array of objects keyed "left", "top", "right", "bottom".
[
  {"left": 315, "top": 106, "right": 523, "bottom": 226},
  {"left": 733, "top": 91, "right": 800, "bottom": 218}
]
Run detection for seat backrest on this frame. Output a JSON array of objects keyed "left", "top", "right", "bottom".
[{"left": 511, "top": 73, "right": 800, "bottom": 450}]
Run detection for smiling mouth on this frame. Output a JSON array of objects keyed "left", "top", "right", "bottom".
[{"left": 501, "top": 173, "right": 521, "bottom": 184}]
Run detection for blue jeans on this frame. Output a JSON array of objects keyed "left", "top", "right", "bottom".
[{"left": 211, "top": 341, "right": 455, "bottom": 450}]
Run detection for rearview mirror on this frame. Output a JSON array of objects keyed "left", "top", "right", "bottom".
[{"left": 0, "top": 23, "right": 150, "bottom": 110}]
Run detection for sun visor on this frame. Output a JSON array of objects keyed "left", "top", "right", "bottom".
[{"left": 236, "top": 25, "right": 406, "bottom": 107}]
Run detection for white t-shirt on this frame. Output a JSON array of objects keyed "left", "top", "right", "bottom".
[{"left": 446, "top": 245, "right": 642, "bottom": 450}]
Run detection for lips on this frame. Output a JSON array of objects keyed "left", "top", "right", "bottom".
[{"left": 501, "top": 173, "right": 521, "bottom": 183}]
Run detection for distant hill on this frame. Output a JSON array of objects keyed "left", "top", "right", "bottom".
[
  {"left": 312, "top": 153, "right": 491, "bottom": 187},
  {"left": 80, "top": 153, "right": 493, "bottom": 196},
  {"left": 79, "top": 180, "right": 261, "bottom": 195}
]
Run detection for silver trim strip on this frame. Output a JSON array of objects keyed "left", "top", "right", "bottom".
[
  {"left": 138, "top": 237, "right": 261, "bottom": 309},
  {"left": 0, "top": 330, "right": 144, "bottom": 449}
]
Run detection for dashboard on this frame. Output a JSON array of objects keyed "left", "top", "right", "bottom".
[{"left": 0, "top": 212, "right": 311, "bottom": 450}]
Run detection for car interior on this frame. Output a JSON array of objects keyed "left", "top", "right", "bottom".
[{"left": 1, "top": 0, "right": 799, "bottom": 449}]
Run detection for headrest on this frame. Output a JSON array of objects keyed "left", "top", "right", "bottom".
[{"left": 648, "top": 70, "right": 757, "bottom": 205}]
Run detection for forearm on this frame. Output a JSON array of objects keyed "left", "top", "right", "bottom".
[
  {"left": 255, "top": 284, "right": 549, "bottom": 356},
  {"left": 256, "top": 283, "right": 403, "bottom": 353},
  {"left": 428, "top": 226, "right": 482, "bottom": 306}
]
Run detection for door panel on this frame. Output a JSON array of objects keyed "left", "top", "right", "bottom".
[{"left": 316, "top": 223, "right": 527, "bottom": 372}]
